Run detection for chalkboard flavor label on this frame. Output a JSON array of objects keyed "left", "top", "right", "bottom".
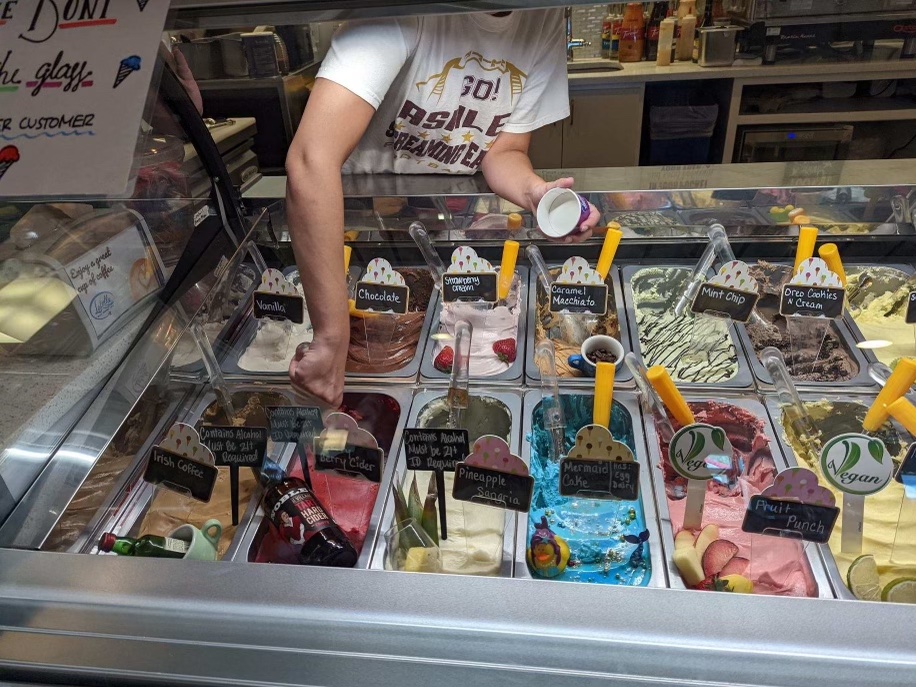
[
  {"left": 741, "top": 495, "right": 838, "bottom": 543},
  {"left": 558, "top": 425, "right": 640, "bottom": 500},
  {"left": 450, "top": 435, "right": 533, "bottom": 513},
  {"left": 780, "top": 258, "right": 845, "bottom": 319},
  {"left": 550, "top": 283, "right": 608, "bottom": 315},
  {"left": 354, "top": 257, "right": 410, "bottom": 314},
  {"left": 267, "top": 406, "right": 323, "bottom": 443},
  {"left": 313, "top": 439, "right": 384, "bottom": 483},
  {"left": 442, "top": 246, "right": 498, "bottom": 303},
  {"left": 906, "top": 291, "right": 916, "bottom": 325},
  {"left": 143, "top": 447, "right": 218, "bottom": 503},
  {"left": 442, "top": 273, "right": 498, "bottom": 303},
  {"left": 691, "top": 260, "right": 760, "bottom": 323},
  {"left": 253, "top": 268, "right": 303, "bottom": 322},
  {"left": 199, "top": 425, "right": 268, "bottom": 468},
  {"left": 402, "top": 428, "right": 470, "bottom": 472},
  {"left": 253, "top": 292, "right": 304, "bottom": 323}
]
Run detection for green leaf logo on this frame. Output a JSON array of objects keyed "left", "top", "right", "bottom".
[
  {"left": 711, "top": 428, "right": 726, "bottom": 452},
  {"left": 685, "top": 431, "right": 706, "bottom": 463},
  {"left": 868, "top": 439, "right": 884, "bottom": 464},
  {"left": 837, "top": 440, "right": 861, "bottom": 477}
]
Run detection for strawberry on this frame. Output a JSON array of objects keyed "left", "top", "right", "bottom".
[
  {"left": 492, "top": 338, "right": 517, "bottom": 364},
  {"left": 719, "top": 556, "right": 749, "bottom": 577},
  {"left": 434, "top": 346, "right": 454, "bottom": 373},
  {"left": 692, "top": 574, "right": 730, "bottom": 592},
  {"left": 701, "top": 539, "right": 739, "bottom": 577}
]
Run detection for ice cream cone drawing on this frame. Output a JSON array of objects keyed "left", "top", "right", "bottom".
[
  {"left": 136, "top": 0, "right": 150, "bottom": 10},
  {"left": 0, "top": 146, "right": 20, "bottom": 183},
  {"left": 113, "top": 56, "right": 141, "bottom": 89}
]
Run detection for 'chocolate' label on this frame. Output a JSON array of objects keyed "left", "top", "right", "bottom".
[{"left": 355, "top": 283, "right": 410, "bottom": 314}]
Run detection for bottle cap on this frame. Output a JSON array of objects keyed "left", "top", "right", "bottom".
[{"left": 99, "top": 533, "right": 116, "bottom": 553}]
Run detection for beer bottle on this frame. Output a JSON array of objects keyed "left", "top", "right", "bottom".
[{"left": 99, "top": 532, "right": 189, "bottom": 559}]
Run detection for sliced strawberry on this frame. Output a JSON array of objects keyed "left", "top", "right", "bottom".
[
  {"left": 493, "top": 338, "right": 517, "bottom": 364},
  {"left": 692, "top": 574, "right": 729, "bottom": 592},
  {"left": 719, "top": 556, "right": 749, "bottom": 577},
  {"left": 434, "top": 346, "right": 454, "bottom": 373},
  {"left": 702, "top": 539, "right": 739, "bottom": 578}
]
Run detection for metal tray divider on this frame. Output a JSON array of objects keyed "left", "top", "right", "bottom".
[{"left": 515, "top": 388, "right": 668, "bottom": 588}]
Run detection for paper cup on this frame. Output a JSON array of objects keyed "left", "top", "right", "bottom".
[{"left": 537, "top": 188, "right": 591, "bottom": 238}]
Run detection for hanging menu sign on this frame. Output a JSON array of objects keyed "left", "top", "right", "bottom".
[{"left": 0, "top": 1, "right": 171, "bottom": 197}]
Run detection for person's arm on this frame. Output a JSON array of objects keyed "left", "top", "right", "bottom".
[
  {"left": 480, "top": 131, "right": 598, "bottom": 243},
  {"left": 286, "top": 78, "right": 375, "bottom": 406}
]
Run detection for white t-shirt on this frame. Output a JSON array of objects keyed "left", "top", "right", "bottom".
[{"left": 317, "top": 10, "right": 569, "bottom": 175}]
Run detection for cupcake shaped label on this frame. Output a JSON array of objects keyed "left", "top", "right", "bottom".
[
  {"left": 906, "top": 291, "right": 916, "bottom": 325},
  {"left": 559, "top": 424, "right": 640, "bottom": 500},
  {"left": 313, "top": 412, "right": 385, "bottom": 483},
  {"left": 780, "top": 258, "right": 845, "bottom": 319},
  {"left": 549, "top": 257, "right": 609, "bottom": 316},
  {"left": 452, "top": 436, "right": 533, "bottom": 512},
  {"left": 143, "top": 423, "right": 219, "bottom": 502},
  {"left": 355, "top": 258, "right": 410, "bottom": 314},
  {"left": 741, "top": 467, "right": 839, "bottom": 544},
  {"left": 442, "top": 246, "right": 498, "bottom": 304},
  {"left": 253, "top": 268, "right": 304, "bottom": 323},
  {"left": 690, "top": 259, "right": 760, "bottom": 324}
]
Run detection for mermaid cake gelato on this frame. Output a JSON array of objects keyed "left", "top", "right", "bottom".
[{"left": 527, "top": 394, "right": 653, "bottom": 585}]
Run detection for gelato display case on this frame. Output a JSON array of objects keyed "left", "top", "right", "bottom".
[{"left": 4, "top": 22, "right": 916, "bottom": 687}]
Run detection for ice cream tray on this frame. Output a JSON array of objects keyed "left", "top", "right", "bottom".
[
  {"left": 515, "top": 389, "right": 668, "bottom": 588},
  {"left": 841, "top": 262, "right": 915, "bottom": 367},
  {"left": 419, "top": 266, "right": 529, "bottom": 386},
  {"left": 642, "top": 393, "right": 834, "bottom": 598},
  {"left": 621, "top": 263, "right": 756, "bottom": 390},
  {"left": 368, "top": 388, "right": 524, "bottom": 577},
  {"left": 762, "top": 392, "right": 915, "bottom": 602},
  {"left": 219, "top": 264, "right": 437, "bottom": 384},
  {"left": 524, "top": 265, "right": 635, "bottom": 389},
  {"left": 731, "top": 261, "right": 876, "bottom": 392},
  {"left": 234, "top": 384, "right": 414, "bottom": 569},
  {"left": 84, "top": 384, "right": 301, "bottom": 560}
]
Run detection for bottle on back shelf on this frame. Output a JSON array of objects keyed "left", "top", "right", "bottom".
[
  {"left": 259, "top": 459, "right": 358, "bottom": 568},
  {"left": 99, "top": 532, "right": 189, "bottom": 558},
  {"left": 601, "top": 5, "right": 614, "bottom": 59},
  {"left": 675, "top": 0, "right": 697, "bottom": 62},
  {"left": 645, "top": 1, "right": 670, "bottom": 62},
  {"left": 618, "top": 2, "right": 646, "bottom": 63},
  {"left": 610, "top": 6, "right": 624, "bottom": 59},
  {"left": 657, "top": 15, "right": 676, "bottom": 66}
]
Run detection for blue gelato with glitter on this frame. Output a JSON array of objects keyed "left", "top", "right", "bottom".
[{"left": 527, "top": 394, "right": 652, "bottom": 585}]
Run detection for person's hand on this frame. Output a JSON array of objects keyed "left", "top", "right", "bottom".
[
  {"left": 288, "top": 336, "right": 346, "bottom": 408},
  {"left": 171, "top": 47, "right": 204, "bottom": 116},
  {"left": 528, "top": 176, "right": 598, "bottom": 244}
]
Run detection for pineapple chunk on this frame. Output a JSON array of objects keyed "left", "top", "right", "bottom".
[
  {"left": 674, "top": 529, "right": 696, "bottom": 551},
  {"left": 673, "top": 547, "right": 705, "bottom": 586}
]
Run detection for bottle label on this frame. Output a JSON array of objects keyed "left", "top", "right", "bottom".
[
  {"left": 269, "top": 486, "right": 333, "bottom": 547},
  {"left": 647, "top": 25, "right": 661, "bottom": 42},
  {"left": 164, "top": 537, "right": 190, "bottom": 554}
]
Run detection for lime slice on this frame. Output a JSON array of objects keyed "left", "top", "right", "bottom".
[
  {"left": 882, "top": 578, "right": 916, "bottom": 604},
  {"left": 847, "top": 555, "right": 880, "bottom": 601}
]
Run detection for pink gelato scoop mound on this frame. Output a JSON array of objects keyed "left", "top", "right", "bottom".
[{"left": 658, "top": 401, "right": 818, "bottom": 597}]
